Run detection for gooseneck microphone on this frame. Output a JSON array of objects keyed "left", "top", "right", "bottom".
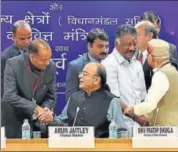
[{"left": 72, "top": 107, "right": 80, "bottom": 126}]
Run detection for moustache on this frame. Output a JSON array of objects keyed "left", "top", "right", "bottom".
[
  {"left": 126, "top": 50, "right": 136, "bottom": 54},
  {"left": 100, "top": 52, "right": 108, "bottom": 56}
]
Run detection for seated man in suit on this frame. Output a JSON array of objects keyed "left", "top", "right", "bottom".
[
  {"left": 124, "top": 39, "right": 178, "bottom": 126},
  {"left": 140, "top": 11, "right": 178, "bottom": 69},
  {"left": 66, "top": 28, "right": 109, "bottom": 101},
  {"left": 52, "top": 62, "right": 127, "bottom": 138},
  {"left": 1, "top": 20, "right": 32, "bottom": 98},
  {"left": 2, "top": 39, "right": 56, "bottom": 138}
]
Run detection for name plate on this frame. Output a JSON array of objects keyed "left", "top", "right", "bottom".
[
  {"left": 48, "top": 126, "right": 95, "bottom": 148},
  {"left": 1, "top": 127, "right": 6, "bottom": 149},
  {"left": 132, "top": 126, "right": 178, "bottom": 148}
]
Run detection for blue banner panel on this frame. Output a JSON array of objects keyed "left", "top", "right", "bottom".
[{"left": 2, "top": 1, "right": 178, "bottom": 114}]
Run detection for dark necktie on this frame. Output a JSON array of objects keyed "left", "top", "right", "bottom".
[{"left": 138, "top": 53, "right": 143, "bottom": 64}]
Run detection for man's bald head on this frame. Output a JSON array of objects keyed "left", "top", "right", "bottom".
[
  {"left": 79, "top": 62, "right": 107, "bottom": 94},
  {"left": 12, "top": 20, "right": 32, "bottom": 50},
  {"left": 12, "top": 20, "right": 31, "bottom": 34}
]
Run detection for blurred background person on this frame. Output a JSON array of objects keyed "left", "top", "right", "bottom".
[
  {"left": 140, "top": 11, "right": 178, "bottom": 69},
  {"left": 135, "top": 20, "right": 157, "bottom": 90},
  {"left": 1, "top": 20, "right": 32, "bottom": 98}
]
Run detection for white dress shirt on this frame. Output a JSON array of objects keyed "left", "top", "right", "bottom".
[
  {"left": 102, "top": 48, "right": 147, "bottom": 127},
  {"left": 134, "top": 64, "right": 170, "bottom": 115}
]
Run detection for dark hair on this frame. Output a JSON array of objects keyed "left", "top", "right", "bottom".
[
  {"left": 116, "top": 24, "right": 137, "bottom": 39},
  {"left": 96, "top": 64, "right": 110, "bottom": 91},
  {"left": 140, "top": 11, "right": 161, "bottom": 25},
  {"left": 87, "top": 28, "right": 109, "bottom": 45},
  {"left": 12, "top": 20, "right": 31, "bottom": 34},
  {"left": 28, "top": 39, "right": 51, "bottom": 54}
]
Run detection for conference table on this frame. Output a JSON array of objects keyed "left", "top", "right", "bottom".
[{"left": 1, "top": 138, "right": 178, "bottom": 151}]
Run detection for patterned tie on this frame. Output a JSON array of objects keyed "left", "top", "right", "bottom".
[{"left": 138, "top": 53, "right": 143, "bottom": 64}]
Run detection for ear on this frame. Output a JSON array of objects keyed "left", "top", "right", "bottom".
[
  {"left": 12, "top": 34, "right": 15, "bottom": 41},
  {"left": 29, "top": 54, "right": 35, "bottom": 60},
  {"left": 94, "top": 76, "right": 100, "bottom": 85},
  {"left": 115, "top": 39, "right": 119, "bottom": 46},
  {"left": 147, "top": 32, "right": 153, "bottom": 40},
  {"left": 87, "top": 43, "right": 92, "bottom": 50}
]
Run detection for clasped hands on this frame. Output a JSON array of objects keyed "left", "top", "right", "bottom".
[
  {"left": 35, "top": 106, "right": 54, "bottom": 124},
  {"left": 124, "top": 106, "right": 149, "bottom": 126}
]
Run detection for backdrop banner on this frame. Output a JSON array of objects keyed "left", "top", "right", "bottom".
[{"left": 2, "top": 1, "right": 178, "bottom": 114}]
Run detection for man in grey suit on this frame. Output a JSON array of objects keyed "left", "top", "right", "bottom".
[
  {"left": 1, "top": 20, "right": 32, "bottom": 98},
  {"left": 140, "top": 11, "right": 178, "bottom": 69},
  {"left": 2, "top": 39, "right": 56, "bottom": 138},
  {"left": 66, "top": 28, "right": 109, "bottom": 101}
]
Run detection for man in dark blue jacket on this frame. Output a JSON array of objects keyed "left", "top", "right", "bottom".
[
  {"left": 66, "top": 28, "right": 109, "bottom": 101},
  {"left": 1, "top": 20, "right": 32, "bottom": 98}
]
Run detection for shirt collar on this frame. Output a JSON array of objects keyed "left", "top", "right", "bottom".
[{"left": 141, "top": 49, "right": 148, "bottom": 56}]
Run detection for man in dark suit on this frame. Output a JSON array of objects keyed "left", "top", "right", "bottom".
[
  {"left": 1, "top": 20, "right": 32, "bottom": 98},
  {"left": 140, "top": 11, "right": 178, "bottom": 69},
  {"left": 2, "top": 39, "right": 56, "bottom": 138},
  {"left": 135, "top": 20, "right": 178, "bottom": 91},
  {"left": 66, "top": 28, "right": 109, "bottom": 100},
  {"left": 135, "top": 21, "right": 157, "bottom": 91}
]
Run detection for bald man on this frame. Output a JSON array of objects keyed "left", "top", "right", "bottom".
[
  {"left": 1, "top": 20, "right": 32, "bottom": 97},
  {"left": 52, "top": 62, "right": 127, "bottom": 138},
  {"left": 2, "top": 39, "right": 56, "bottom": 138}
]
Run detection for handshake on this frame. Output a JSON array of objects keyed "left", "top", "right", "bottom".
[
  {"left": 35, "top": 106, "right": 54, "bottom": 124},
  {"left": 124, "top": 106, "right": 149, "bottom": 126}
]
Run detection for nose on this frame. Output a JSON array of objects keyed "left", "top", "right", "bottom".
[
  {"left": 24, "top": 38, "right": 30, "bottom": 45},
  {"left": 78, "top": 72, "right": 83, "bottom": 78},
  {"left": 129, "top": 43, "right": 136, "bottom": 51}
]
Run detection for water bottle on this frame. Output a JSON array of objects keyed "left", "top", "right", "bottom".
[
  {"left": 22, "top": 119, "right": 31, "bottom": 139},
  {"left": 109, "top": 119, "right": 117, "bottom": 138}
]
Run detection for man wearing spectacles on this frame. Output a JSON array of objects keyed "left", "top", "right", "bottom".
[{"left": 52, "top": 62, "right": 127, "bottom": 138}]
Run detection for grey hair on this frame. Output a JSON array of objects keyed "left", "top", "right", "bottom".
[
  {"left": 28, "top": 39, "right": 51, "bottom": 54},
  {"left": 135, "top": 20, "right": 158, "bottom": 38}
]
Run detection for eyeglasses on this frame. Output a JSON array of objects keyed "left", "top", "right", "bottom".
[{"left": 79, "top": 71, "right": 98, "bottom": 78}]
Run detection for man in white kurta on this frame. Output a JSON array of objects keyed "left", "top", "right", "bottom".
[{"left": 102, "top": 25, "right": 147, "bottom": 128}]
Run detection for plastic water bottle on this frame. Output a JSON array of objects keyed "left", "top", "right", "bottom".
[
  {"left": 22, "top": 119, "right": 31, "bottom": 139},
  {"left": 109, "top": 119, "right": 117, "bottom": 138}
]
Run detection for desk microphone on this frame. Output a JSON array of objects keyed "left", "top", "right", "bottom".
[{"left": 72, "top": 107, "right": 80, "bottom": 127}]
